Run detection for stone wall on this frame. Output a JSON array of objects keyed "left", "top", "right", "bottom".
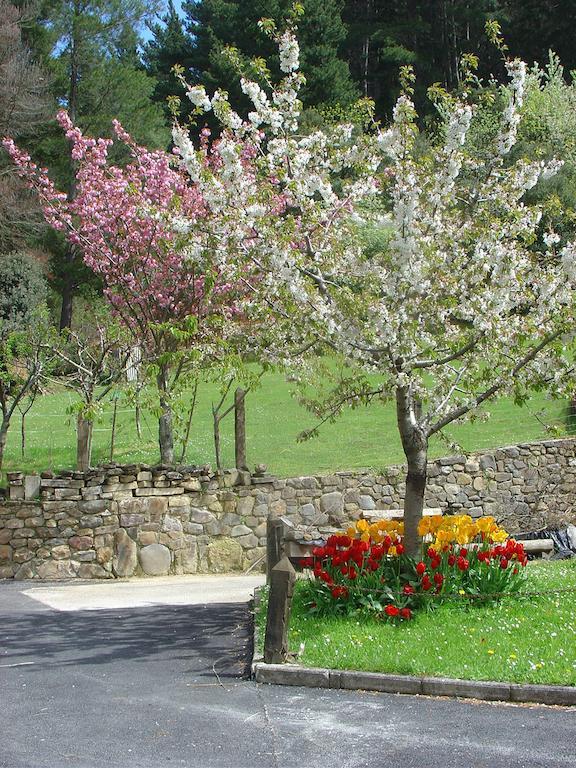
[{"left": 1, "top": 437, "right": 575, "bottom": 580}]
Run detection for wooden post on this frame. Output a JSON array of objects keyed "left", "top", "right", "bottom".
[
  {"left": 264, "top": 555, "right": 296, "bottom": 664},
  {"left": 266, "top": 517, "right": 286, "bottom": 583},
  {"left": 234, "top": 387, "right": 247, "bottom": 470}
]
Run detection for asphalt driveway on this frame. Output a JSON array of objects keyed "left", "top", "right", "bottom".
[{"left": 0, "top": 576, "right": 574, "bottom": 768}]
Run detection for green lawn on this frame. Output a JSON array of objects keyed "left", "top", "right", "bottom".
[
  {"left": 282, "top": 560, "right": 576, "bottom": 686},
  {"left": 2, "top": 368, "right": 572, "bottom": 480}
]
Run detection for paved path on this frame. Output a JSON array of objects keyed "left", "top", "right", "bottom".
[{"left": 0, "top": 576, "right": 574, "bottom": 768}]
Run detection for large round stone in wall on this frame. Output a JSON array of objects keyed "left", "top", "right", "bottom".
[{"left": 139, "top": 543, "right": 171, "bottom": 576}]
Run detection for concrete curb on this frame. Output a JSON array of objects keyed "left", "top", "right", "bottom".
[
  {"left": 252, "top": 663, "right": 576, "bottom": 707},
  {"left": 251, "top": 587, "right": 264, "bottom": 668}
]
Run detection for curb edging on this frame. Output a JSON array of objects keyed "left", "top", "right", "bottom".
[{"left": 252, "top": 662, "right": 576, "bottom": 707}]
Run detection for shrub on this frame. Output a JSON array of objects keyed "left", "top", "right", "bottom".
[
  {"left": 0, "top": 252, "right": 46, "bottom": 338},
  {"left": 299, "top": 515, "right": 528, "bottom": 621}
]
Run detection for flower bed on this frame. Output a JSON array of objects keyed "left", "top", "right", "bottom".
[{"left": 298, "top": 515, "right": 528, "bottom": 620}]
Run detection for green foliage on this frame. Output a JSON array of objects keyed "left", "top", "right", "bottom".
[
  {"left": 466, "top": 53, "right": 576, "bottom": 238},
  {"left": 0, "top": 252, "right": 47, "bottom": 340}
]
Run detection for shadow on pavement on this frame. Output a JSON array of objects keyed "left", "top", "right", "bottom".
[{"left": 0, "top": 601, "right": 253, "bottom": 678}]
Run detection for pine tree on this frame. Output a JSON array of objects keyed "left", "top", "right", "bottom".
[
  {"left": 180, "top": 0, "right": 356, "bottom": 111},
  {"left": 142, "top": 0, "right": 195, "bottom": 123},
  {"left": 503, "top": 0, "right": 576, "bottom": 73},
  {"left": 25, "top": 0, "right": 169, "bottom": 329}
]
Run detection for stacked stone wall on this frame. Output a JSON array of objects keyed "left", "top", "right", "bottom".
[{"left": 1, "top": 438, "right": 575, "bottom": 580}]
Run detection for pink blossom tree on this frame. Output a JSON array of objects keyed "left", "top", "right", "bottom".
[{"left": 4, "top": 113, "right": 243, "bottom": 464}]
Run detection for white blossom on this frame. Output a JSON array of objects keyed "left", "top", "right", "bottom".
[
  {"left": 278, "top": 32, "right": 299, "bottom": 73},
  {"left": 186, "top": 85, "right": 211, "bottom": 112}
]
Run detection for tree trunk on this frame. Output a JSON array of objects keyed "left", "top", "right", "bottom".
[
  {"left": 0, "top": 415, "right": 9, "bottom": 472},
  {"left": 157, "top": 367, "right": 174, "bottom": 465},
  {"left": 234, "top": 387, "right": 247, "bottom": 470},
  {"left": 59, "top": 262, "right": 75, "bottom": 331},
  {"left": 76, "top": 413, "right": 93, "bottom": 472},
  {"left": 213, "top": 408, "right": 222, "bottom": 475},
  {"left": 109, "top": 396, "right": 118, "bottom": 461},
  {"left": 59, "top": 2, "right": 80, "bottom": 332},
  {"left": 396, "top": 387, "right": 428, "bottom": 557}
]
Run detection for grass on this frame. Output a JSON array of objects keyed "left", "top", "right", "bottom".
[
  {"left": 275, "top": 560, "right": 576, "bottom": 686},
  {"left": 2, "top": 367, "right": 572, "bottom": 480}
]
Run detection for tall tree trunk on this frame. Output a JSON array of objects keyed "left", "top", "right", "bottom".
[
  {"left": 234, "top": 387, "right": 247, "bottom": 470},
  {"left": 396, "top": 387, "right": 428, "bottom": 557},
  {"left": 157, "top": 366, "right": 174, "bottom": 464},
  {"left": 59, "top": 0, "right": 80, "bottom": 331},
  {"left": 0, "top": 414, "right": 10, "bottom": 472},
  {"left": 76, "top": 413, "right": 93, "bottom": 471}
]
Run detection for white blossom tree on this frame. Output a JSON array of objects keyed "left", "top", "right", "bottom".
[{"left": 167, "top": 19, "right": 576, "bottom": 554}]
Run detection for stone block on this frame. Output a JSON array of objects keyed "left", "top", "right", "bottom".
[
  {"left": 254, "top": 663, "right": 329, "bottom": 688},
  {"left": 54, "top": 488, "right": 82, "bottom": 500},
  {"left": 237, "top": 496, "right": 255, "bottom": 516},
  {"left": 80, "top": 515, "right": 103, "bottom": 528},
  {"left": 37, "top": 560, "right": 78, "bottom": 579},
  {"left": 162, "top": 515, "right": 183, "bottom": 533},
  {"left": 183, "top": 522, "right": 204, "bottom": 535},
  {"left": 230, "top": 524, "right": 252, "bottom": 537},
  {"left": 13, "top": 563, "right": 34, "bottom": 579},
  {"left": 190, "top": 508, "right": 215, "bottom": 524},
  {"left": 24, "top": 516, "right": 44, "bottom": 527},
  {"left": 134, "top": 487, "right": 184, "bottom": 497},
  {"left": 120, "top": 513, "right": 146, "bottom": 527},
  {"left": 75, "top": 550, "right": 96, "bottom": 562},
  {"left": 139, "top": 543, "right": 171, "bottom": 576},
  {"left": 113, "top": 529, "right": 137, "bottom": 578},
  {"left": 335, "top": 671, "right": 423, "bottom": 695},
  {"left": 0, "top": 544, "right": 13, "bottom": 561},
  {"left": 96, "top": 547, "right": 113, "bottom": 565},
  {"left": 207, "top": 537, "right": 243, "bottom": 572},
  {"left": 69, "top": 536, "right": 93, "bottom": 551},
  {"left": 181, "top": 479, "right": 201, "bottom": 491},
  {"left": 50, "top": 544, "right": 71, "bottom": 560},
  {"left": 421, "top": 676, "right": 510, "bottom": 701},
  {"left": 168, "top": 496, "right": 191, "bottom": 508},
  {"left": 479, "top": 454, "right": 497, "bottom": 471},
  {"left": 320, "top": 491, "right": 344, "bottom": 522},
  {"left": 235, "top": 533, "right": 259, "bottom": 549},
  {"left": 13, "top": 549, "right": 33, "bottom": 563},
  {"left": 77, "top": 563, "right": 110, "bottom": 579},
  {"left": 24, "top": 476, "right": 41, "bottom": 500},
  {"left": 175, "top": 543, "right": 197, "bottom": 574}
]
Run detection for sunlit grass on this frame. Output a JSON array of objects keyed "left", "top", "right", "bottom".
[
  {"left": 2, "top": 367, "right": 571, "bottom": 480},
  {"left": 283, "top": 560, "right": 576, "bottom": 686}
]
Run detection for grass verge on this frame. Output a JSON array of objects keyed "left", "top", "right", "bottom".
[{"left": 258, "top": 561, "right": 576, "bottom": 686}]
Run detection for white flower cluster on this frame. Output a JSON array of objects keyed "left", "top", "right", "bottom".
[
  {"left": 497, "top": 59, "right": 526, "bottom": 155},
  {"left": 278, "top": 32, "right": 299, "bottom": 73},
  {"left": 172, "top": 126, "right": 202, "bottom": 183},
  {"left": 241, "top": 78, "right": 283, "bottom": 132},
  {"left": 187, "top": 85, "right": 211, "bottom": 112}
]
